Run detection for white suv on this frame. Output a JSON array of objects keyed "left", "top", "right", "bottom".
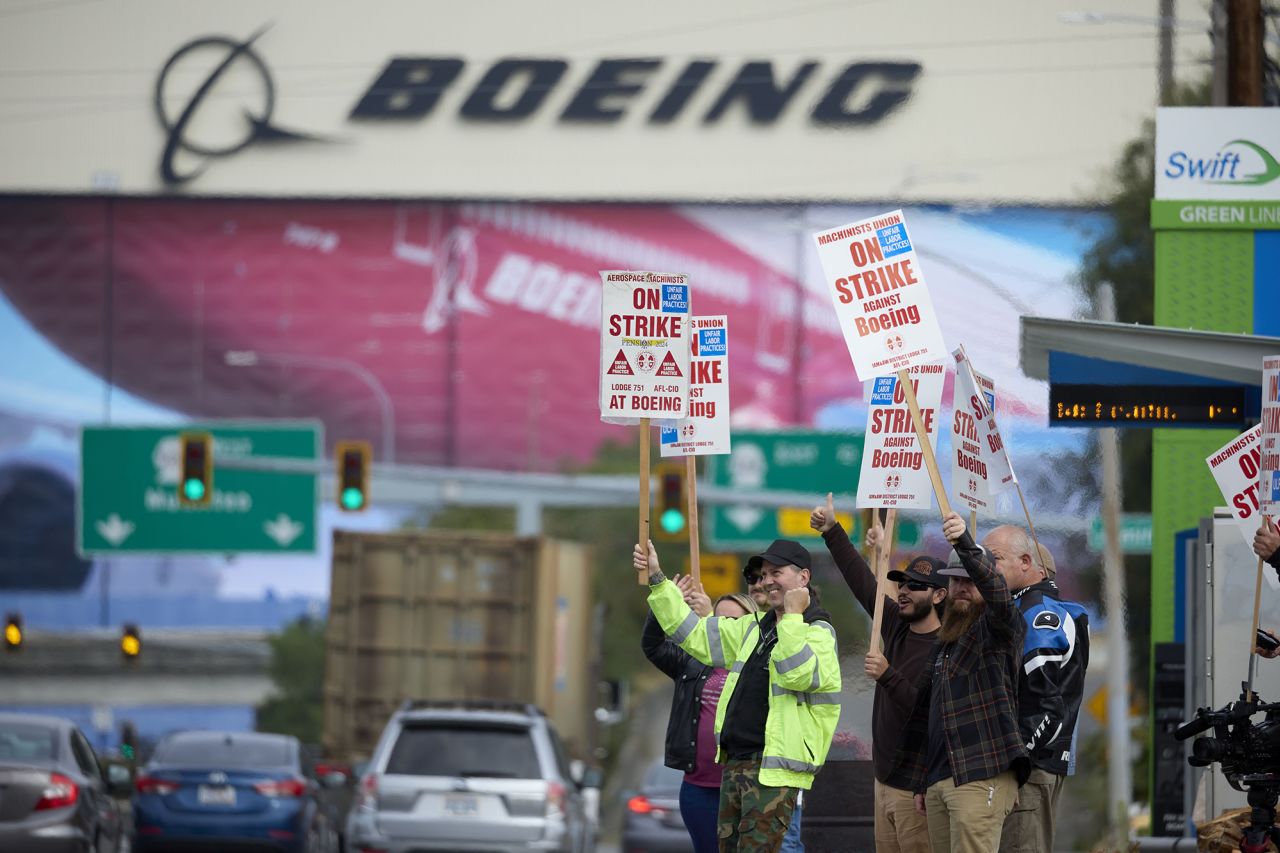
[{"left": 345, "top": 700, "right": 595, "bottom": 853}]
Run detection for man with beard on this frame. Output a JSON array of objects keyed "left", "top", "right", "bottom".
[
  {"left": 743, "top": 561, "right": 770, "bottom": 611},
  {"left": 810, "top": 493, "right": 944, "bottom": 853},
  {"left": 885, "top": 512, "right": 1029, "bottom": 853},
  {"left": 986, "top": 527, "right": 1089, "bottom": 853}
]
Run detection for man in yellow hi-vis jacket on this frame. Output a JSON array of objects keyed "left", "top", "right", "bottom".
[{"left": 634, "top": 538, "right": 841, "bottom": 852}]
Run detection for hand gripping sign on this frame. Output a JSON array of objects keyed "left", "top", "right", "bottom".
[
  {"left": 857, "top": 364, "right": 945, "bottom": 510},
  {"left": 812, "top": 209, "right": 948, "bottom": 380},
  {"left": 951, "top": 346, "right": 1018, "bottom": 513},
  {"left": 599, "top": 271, "right": 692, "bottom": 584}
]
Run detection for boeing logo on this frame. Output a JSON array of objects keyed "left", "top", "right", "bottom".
[
  {"left": 1163, "top": 139, "right": 1280, "bottom": 186},
  {"left": 153, "top": 27, "right": 330, "bottom": 186},
  {"left": 154, "top": 28, "right": 924, "bottom": 187}
]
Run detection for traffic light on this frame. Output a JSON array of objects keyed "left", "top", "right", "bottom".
[
  {"left": 4, "top": 612, "right": 22, "bottom": 652},
  {"left": 120, "top": 722, "right": 138, "bottom": 762},
  {"left": 653, "top": 461, "right": 688, "bottom": 542},
  {"left": 177, "top": 432, "right": 213, "bottom": 506},
  {"left": 120, "top": 623, "right": 141, "bottom": 661},
  {"left": 336, "top": 440, "right": 372, "bottom": 512}
]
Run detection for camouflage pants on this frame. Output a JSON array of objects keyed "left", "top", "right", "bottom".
[{"left": 718, "top": 757, "right": 799, "bottom": 853}]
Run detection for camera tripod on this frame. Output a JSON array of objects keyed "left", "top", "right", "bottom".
[{"left": 1239, "top": 785, "right": 1280, "bottom": 853}]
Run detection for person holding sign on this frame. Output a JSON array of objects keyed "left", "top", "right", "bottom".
[
  {"left": 885, "top": 512, "right": 1029, "bottom": 853},
  {"left": 641, "top": 576, "right": 759, "bottom": 853},
  {"left": 635, "top": 539, "right": 840, "bottom": 853},
  {"left": 982, "top": 527, "right": 1090, "bottom": 853},
  {"left": 810, "top": 494, "right": 944, "bottom": 853}
]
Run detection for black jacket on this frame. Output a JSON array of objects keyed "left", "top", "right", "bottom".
[{"left": 642, "top": 612, "right": 711, "bottom": 772}]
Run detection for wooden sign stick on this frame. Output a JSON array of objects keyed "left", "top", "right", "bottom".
[
  {"left": 869, "top": 508, "right": 897, "bottom": 657},
  {"left": 1015, "top": 483, "right": 1044, "bottom": 564},
  {"left": 897, "top": 368, "right": 952, "bottom": 518},
  {"left": 686, "top": 455, "right": 701, "bottom": 585},
  {"left": 1248, "top": 516, "right": 1274, "bottom": 698},
  {"left": 638, "top": 418, "right": 651, "bottom": 585}
]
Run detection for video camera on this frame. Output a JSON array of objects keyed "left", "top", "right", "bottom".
[
  {"left": 1177, "top": 692, "right": 1280, "bottom": 789},
  {"left": 1177, "top": 691, "right": 1280, "bottom": 852}
]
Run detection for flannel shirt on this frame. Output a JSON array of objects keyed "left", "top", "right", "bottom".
[{"left": 884, "top": 530, "right": 1030, "bottom": 792}]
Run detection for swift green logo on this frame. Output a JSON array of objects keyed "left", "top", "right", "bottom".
[{"left": 1164, "top": 139, "right": 1280, "bottom": 186}]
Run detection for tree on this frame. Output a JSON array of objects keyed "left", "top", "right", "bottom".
[{"left": 256, "top": 616, "right": 326, "bottom": 744}]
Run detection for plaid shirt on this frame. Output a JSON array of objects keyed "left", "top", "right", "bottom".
[{"left": 884, "top": 532, "right": 1030, "bottom": 792}]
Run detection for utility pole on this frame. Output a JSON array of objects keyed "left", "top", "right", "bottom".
[
  {"left": 1159, "top": 0, "right": 1176, "bottom": 103},
  {"left": 1099, "top": 284, "right": 1133, "bottom": 848},
  {"left": 1226, "top": 0, "right": 1265, "bottom": 105}
]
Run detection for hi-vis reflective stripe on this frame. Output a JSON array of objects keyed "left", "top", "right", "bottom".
[
  {"left": 810, "top": 660, "right": 821, "bottom": 691},
  {"left": 812, "top": 620, "right": 836, "bottom": 639},
  {"left": 707, "top": 618, "right": 726, "bottom": 668},
  {"left": 671, "top": 611, "right": 699, "bottom": 645},
  {"left": 731, "top": 660, "right": 746, "bottom": 674},
  {"left": 762, "top": 755, "right": 820, "bottom": 774},
  {"left": 774, "top": 645, "right": 814, "bottom": 673},
  {"left": 770, "top": 684, "right": 840, "bottom": 705}
]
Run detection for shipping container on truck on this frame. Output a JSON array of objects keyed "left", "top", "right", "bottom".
[{"left": 321, "top": 530, "right": 599, "bottom": 764}]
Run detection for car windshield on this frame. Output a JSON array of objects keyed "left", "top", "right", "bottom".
[
  {"left": 642, "top": 761, "right": 684, "bottom": 795},
  {"left": 0, "top": 723, "right": 57, "bottom": 763},
  {"left": 155, "top": 734, "right": 292, "bottom": 769},
  {"left": 386, "top": 723, "right": 541, "bottom": 779}
]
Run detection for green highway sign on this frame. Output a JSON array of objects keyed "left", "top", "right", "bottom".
[
  {"left": 706, "top": 431, "right": 865, "bottom": 550},
  {"left": 1088, "top": 513, "right": 1152, "bottom": 555},
  {"left": 78, "top": 423, "right": 320, "bottom": 555}
]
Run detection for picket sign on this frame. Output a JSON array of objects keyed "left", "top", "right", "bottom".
[{"left": 869, "top": 509, "right": 898, "bottom": 658}]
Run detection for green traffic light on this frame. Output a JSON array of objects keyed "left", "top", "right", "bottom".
[
  {"left": 660, "top": 508, "right": 686, "bottom": 535},
  {"left": 183, "top": 479, "right": 205, "bottom": 501},
  {"left": 341, "top": 487, "right": 365, "bottom": 511}
]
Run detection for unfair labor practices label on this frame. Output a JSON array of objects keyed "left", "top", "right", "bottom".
[{"left": 813, "top": 209, "right": 948, "bottom": 380}]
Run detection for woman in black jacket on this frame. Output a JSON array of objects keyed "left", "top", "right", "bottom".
[{"left": 641, "top": 577, "right": 757, "bottom": 853}]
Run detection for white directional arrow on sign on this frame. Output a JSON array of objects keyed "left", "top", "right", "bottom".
[
  {"left": 263, "top": 514, "right": 304, "bottom": 547},
  {"left": 725, "top": 505, "right": 763, "bottom": 532},
  {"left": 95, "top": 514, "right": 136, "bottom": 547}
]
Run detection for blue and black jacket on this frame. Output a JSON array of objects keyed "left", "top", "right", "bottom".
[{"left": 1012, "top": 578, "right": 1090, "bottom": 776}]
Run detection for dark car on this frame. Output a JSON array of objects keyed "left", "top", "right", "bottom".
[
  {"left": 621, "top": 760, "right": 691, "bottom": 853},
  {"left": 0, "top": 711, "right": 127, "bottom": 853},
  {"left": 131, "top": 730, "right": 339, "bottom": 853}
]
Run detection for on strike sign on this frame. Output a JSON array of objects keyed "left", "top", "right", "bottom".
[
  {"left": 1207, "top": 425, "right": 1275, "bottom": 572},
  {"left": 952, "top": 346, "right": 1017, "bottom": 501},
  {"left": 661, "top": 315, "right": 731, "bottom": 457},
  {"left": 1261, "top": 355, "right": 1280, "bottom": 517},
  {"left": 856, "top": 363, "right": 945, "bottom": 509},
  {"left": 599, "top": 271, "right": 691, "bottom": 423},
  {"left": 952, "top": 365, "right": 1004, "bottom": 513},
  {"left": 813, "top": 209, "right": 947, "bottom": 379}
]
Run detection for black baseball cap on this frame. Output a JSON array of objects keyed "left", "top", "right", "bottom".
[
  {"left": 745, "top": 539, "right": 811, "bottom": 575},
  {"left": 886, "top": 556, "right": 947, "bottom": 589}
]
